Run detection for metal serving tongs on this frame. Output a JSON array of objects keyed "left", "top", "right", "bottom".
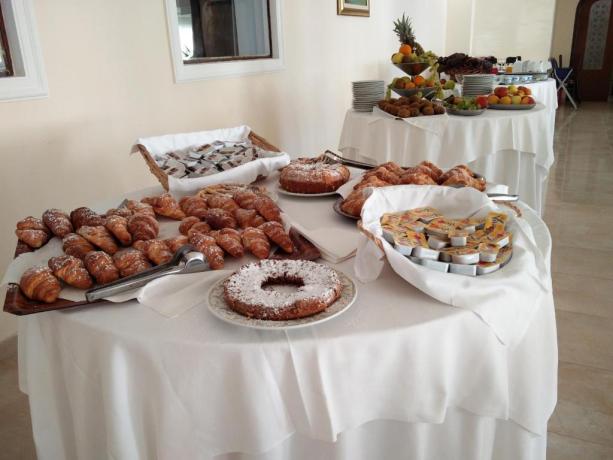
[{"left": 85, "top": 245, "right": 209, "bottom": 302}]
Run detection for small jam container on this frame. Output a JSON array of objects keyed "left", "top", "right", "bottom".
[
  {"left": 450, "top": 248, "right": 480, "bottom": 265},
  {"left": 412, "top": 246, "right": 440, "bottom": 260},
  {"left": 394, "top": 231, "right": 426, "bottom": 256},
  {"left": 449, "top": 230, "right": 469, "bottom": 247},
  {"left": 408, "top": 256, "right": 422, "bottom": 265},
  {"left": 477, "top": 261, "right": 501, "bottom": 275},
  {"left": 428, "top": 236, "right": 449, "bottom": 250},
  {"left": 485, "top": 212, "right": 509, "bottom": 229},
  {"left": 381, "top": 225, "right": 397, "bottom": 244},
  {"left": 410, "top": 207, "right": 442, "bottom": 223},
  {"left": 439, "top": 248, "right": 454, "bottom": 262},
  {"left": 450, "top": 263, "right": 477, "bottom": 276},
  {"left": 421, "top": 258, "right": 450, "bottom": 273},
  {"left": 479, "top": 243, "right": 499, "bottom": 263},
  {"left": 404, "top": 220, "right": 425, "bottom": 233}
]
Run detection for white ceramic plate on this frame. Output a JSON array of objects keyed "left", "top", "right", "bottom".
[
  {"left": 277, "top": 188, "right": 340, "bottom": 197},
  {"left": 207, "top": 269, "right": 358, "bottom": 330}
]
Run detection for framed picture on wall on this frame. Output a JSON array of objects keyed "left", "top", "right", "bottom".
[{"left": 337, "top": 0, "right": 370, "bottom": 17}]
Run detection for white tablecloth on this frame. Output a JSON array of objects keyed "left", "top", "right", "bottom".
[
  {"left": 339, "top": 102, "right": 555, "bottom": 215},
  {"left": 17, "top": 175, "right": 557, "bottom": 460}
]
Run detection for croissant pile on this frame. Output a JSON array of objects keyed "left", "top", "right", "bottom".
[
  {"left": 340, "top": 161, "right": 486, "bottom": 218},
  {"left": 14, "top": 189, "right": 296, "bottom": 304}
]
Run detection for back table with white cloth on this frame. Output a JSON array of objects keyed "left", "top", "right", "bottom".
[
  {"left": 339, "top": 101, "right": 555, "bottom": 215},
  {"left": 16, "top": 173, "right": 557, "bottom": 460}
]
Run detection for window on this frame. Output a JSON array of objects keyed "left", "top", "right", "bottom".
[
  {"left": 178, "top": 0, "right": 272, "bottom": 63},
  {"left": 0, "top": 0, "right": 48, "bottom": 101},
  {"left": 165, "top": 0, "right": 284, "bottom": 82}
]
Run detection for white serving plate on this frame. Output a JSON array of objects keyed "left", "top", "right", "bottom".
[
  {"left": 277, "top": 188, "right": 340, "bottom": 198},
  {"left": 207, "top": 269, "right": 357, "bottom": 330}
]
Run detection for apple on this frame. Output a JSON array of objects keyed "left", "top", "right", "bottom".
[
  {"left": 475, "top": 95, "right": 489, "bottom": 109},
  {"left": 494, "top": 87, "right": 508, "bottom": 98},
  {"left": 443, "top": 80, "right": 456, "bottom": 90},
  {"left": 521, "top": 96, "right": 535, "bottom": 105},
  {"left": 500, "top": 96, "right": 512, "bottom": 105},
  {"left": 391, "top": 53, "right": 404, "bottom": 64},
  {"left": 511, "top": 95, "right": 522, "bottom": 105},
  {"left": 440, "top": 79, "right": 447, "bottom": 85},
  {"left": 517, "top": 90, "right": 525, "bottom": 97},
  {"left": 508, "top": 85, "right": 518, "bottom": 95},
  {"left": 518, "top": 86, "right": 532, "bottom": 96},
  {"left": 487, "top": 94, "right": 500, "bottom": 105}
]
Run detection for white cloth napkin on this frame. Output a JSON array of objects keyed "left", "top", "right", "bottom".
[
  {"left": 355, "top": 185, "right": 551, "bottom": 346},
  {"left": 372, "top": 106, "right": 449, "bottom": 137},
  {"left": 130, "top": 125, "right": 290, "bottom": 195},
  {"left": 286, "top": 220, "right": 358, "bottom": 264}
]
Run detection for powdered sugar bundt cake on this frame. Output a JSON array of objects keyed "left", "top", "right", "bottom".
[
  {"left": 223, "top": 259, "right": 343, "bottom": 320},
  {"left": 279, "top": 156, "right": 350, "bottom": 194}
]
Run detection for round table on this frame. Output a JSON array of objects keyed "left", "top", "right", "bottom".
[
  {"left": 339, "top": 103, "right": 555, "bottom": 215},
  {"left": 17, "top": 175, "right": 557, "bottom": 460}
]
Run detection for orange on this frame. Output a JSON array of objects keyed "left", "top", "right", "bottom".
[
  {"left": 399, "top": 44, "right": 413, "bottom": 55},
  {"left": 413, "top": 75, "right": 426, "bottom": 87},
  {"left": 405, "top": 82, "right": 416, "bottom": 89}
]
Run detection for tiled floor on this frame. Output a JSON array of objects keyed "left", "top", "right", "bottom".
[{"left": 0, "top": 102, "right": 612, "bottom": 459}]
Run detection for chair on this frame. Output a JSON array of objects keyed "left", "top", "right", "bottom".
[{"left": 550, "top": 57, "right": 578, "bottom": 109}]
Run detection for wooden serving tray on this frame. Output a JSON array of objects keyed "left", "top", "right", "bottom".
[{"left": 3, "top": 228, "right": 321, "bottom": 316}]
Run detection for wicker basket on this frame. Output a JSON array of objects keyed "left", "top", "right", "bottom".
[{"left": 136, "top": 131, "right": 282, "bottom": 191}]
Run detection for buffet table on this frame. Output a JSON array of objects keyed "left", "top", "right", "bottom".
[
  {"left": 339, "top": 103, "right": 555, "bottom": 215},
  {"left": 17, "top": 174, "right": 557, "bottom": 460}
]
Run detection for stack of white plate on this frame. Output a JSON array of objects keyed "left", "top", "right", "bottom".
[
  {"left": 352, "top": 80, "right": 385, "bottom": 112},
  {"left": 461, "top": 74, "right": 495, "bottom": 97}
]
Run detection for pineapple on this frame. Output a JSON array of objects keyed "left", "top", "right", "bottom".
[{"left": 393, "top": 14, "right": 424, "bottom": 56}]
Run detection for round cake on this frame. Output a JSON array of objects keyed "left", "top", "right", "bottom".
[
  {"left": 223, "top": 259, "right": 343, "bottom": 320},
  {"left": 279, "top": 157, "right": 350, "bottom": 194}
]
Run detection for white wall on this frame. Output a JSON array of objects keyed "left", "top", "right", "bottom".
[
  {"left": 445, "top": 0, "right": 557, "bottom": 61},
  {"left": 0, "top": 0, "right": 446, "bottom": 341},
  {"left": 551, "top": 0, "right": 580, "bottom": 64}
]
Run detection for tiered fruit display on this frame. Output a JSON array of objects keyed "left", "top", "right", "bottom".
[
  {"left": 487, "top": 85, "right": 535, "bottom": 106},
  {"left": 392, "top": 75, "right": 434, "bottom": 90},
  {"left": 390, "top": 14, "right": 438, "bottom": 67}
]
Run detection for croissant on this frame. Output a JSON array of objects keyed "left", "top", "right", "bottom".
[
  {"left": 77, "top": 226, "right": 119, "bottom": 255},
  {"left": 354, "top": 176, "right": 390, "bottom": 190},
  {"left": 189, "top": 233, "right": 225, "bottom": 269},
  {"left": 127, "top": 214, "right": 159, "bottom": 241},
  {"left": 15, "top": 217, "right": 50, "bottom": 248},
  {"left": 179, "top": 216, "right": 201, "bottom": 235},
  {"left": 131, "top": 240, "right": 148, "bottom": 253},
  {"left": 125, "top": 200, "right": 156, "bottom": 218},
  {"left": 378, "top": 162, "right": 405, "bottom": 176},
  {"left": 48, "top": 255, "right": 93, "bottom": 289},
  {"left": 70, "top": 207, "right": 106, "bottom": 230},
  {"left": 62, "top": 233, "right": 95, "bottom": 259},
  {"left": 84, "top": 251, "right": 120, "bottom": 284},
  {"left": 210, "top": 228, "right": 244, "bottom": 258},
  {"left": 233, "top": 190, "right": 258, "bottom": 210},
  {"left": 234, "top": 208, "right": 266, "bottom": 229},
  {"left": 254, "top": 196, "right": 282, "bottom": 223},
  {"left": 202, "top": 208, "right": 237, "bottom": 229},
  {"left": 141, "top": 193, "right": 185, "bottom": 220},
  {"left": 340, "top": 193, "right": 366, "bottom": 217},
  {"left": 364, "top": 166, "right": 401, "bottom": 185},
  {"left": 113, "top": 249, "right": 152, "bottom": 277},
  {"left": 259, "top": 221, "right": 295, "bottom": 253},
  {"left": 144, "top": 239, "right": 173, "bottom": 265},
  {"left": 442, "top": 174, "right": 486, "bottom": 192},
  {"left": 187, "top": 222, "right": 212, "bottom": 236},
  {"left": 42, "top": 209, "right": 74, "bottom": 238},
  {"left": 105, "top": 215, "right": 132, "bottom": 246},
  {"left": 15, "top": 241, "right": 33, "bottom": 257},
  {"left": 417, "top": 161, "right": 444, "bottom": 182},
  {"left": 164, "top": 235, "right": 189, "bottom": 253},
  {"left": 241, "top": 227, "right": 270, "bottom": 259},
  {"left": 206, "top": 195, "right": 240, "bottom": 213},
  {"left": 105, "top": 207, "right": 133, "bottom": 218},
  {"left": 399, "top": 172, "right": 437, "bottom": 185},
  {"left": 179, "top": 196, "right": 208, "bottom": 219},
  {"left": 19, "top": 266, "right": 61, "bottom": 303}
]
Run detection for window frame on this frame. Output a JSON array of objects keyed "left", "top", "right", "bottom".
[
  {"left": 0, "top": 0, "right": 48, "bottom": 102},
  {"left": 165, "top": 0, "right": 284, "bottom": 83},
  {"left": 0, "top": 2, "right": 14, "bottom": 77}
]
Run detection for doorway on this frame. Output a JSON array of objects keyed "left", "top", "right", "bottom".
[{"left": 570, "top": 0, "right": 613, "bottom": 101}]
